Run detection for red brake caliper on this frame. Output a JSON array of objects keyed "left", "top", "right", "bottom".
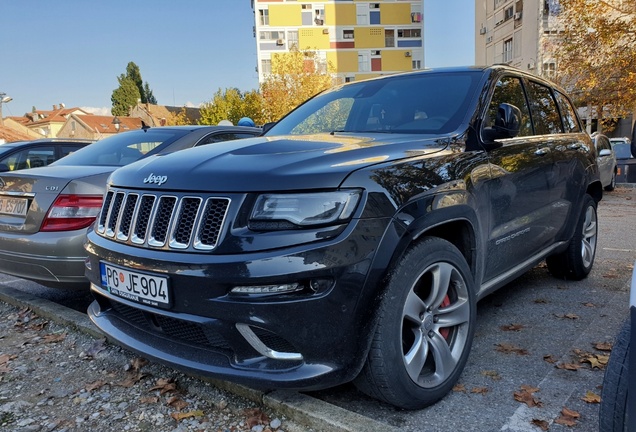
[{"left": 439, "top": 295, "right": 451, "bottom": 339}]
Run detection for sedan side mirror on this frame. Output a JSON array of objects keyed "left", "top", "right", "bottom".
[{"left": 598, "top": 149, "right": 612, "bottom": 157}]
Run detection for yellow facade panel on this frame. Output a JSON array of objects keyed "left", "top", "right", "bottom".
[
  {"left": 269, "top": 4, "right": 303, "bottom": 26},
  {"left": 380, "top": 3, "right": 411, "bottom": 25},
  {"left": 327, "top": 51, "right": 359, "bottom": 73},
  {"left": 355, "top": 73, "right": 383, "bottom": 81},
  {"left": 354, "top": 27, "right": 385, "bottom": 49},
  {"left": 381, "top": 50, "right": 413, "bottom": 71},
  {"left": 298, "top": 28, "right": 330, "bottom": 50},
  {"left": 327, "top": 3, "right": 356, "bottom": 25}
]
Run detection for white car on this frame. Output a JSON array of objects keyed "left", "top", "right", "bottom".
[{"left": 593, "top": 133, "right": 618, "bottom": 191}]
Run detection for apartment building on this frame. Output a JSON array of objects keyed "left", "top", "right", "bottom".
[
  {"left": 475, "top": 0, "right": 561, "bottom": 79},
  {"left": 251, "top": 0, "right": 424, "bottom": 83}
]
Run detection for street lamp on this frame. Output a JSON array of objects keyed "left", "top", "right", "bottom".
[
  {"left": 0, "top": 92, "right": 12, "bottom": 127},
  {"left": 111, "top": 116, "right": 121, "bottom": 133}
]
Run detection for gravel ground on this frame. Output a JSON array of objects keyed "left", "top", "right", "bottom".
[{"left": 0, "top": 302, "right": 305, "bottom": 432}]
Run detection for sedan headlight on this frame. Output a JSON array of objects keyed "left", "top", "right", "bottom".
[{"left": 250, "top": 190, "right": 361, "bottom": 229}]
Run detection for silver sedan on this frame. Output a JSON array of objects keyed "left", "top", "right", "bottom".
[{"left": 0, "top": 125, "right": 261, "bottom": 289}]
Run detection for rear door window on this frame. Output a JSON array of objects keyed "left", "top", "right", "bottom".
[
  {"left": 485, "top": 76, "right": 533, "bottom": 137},
  {"left": 526, "top": 81, "right": 564, "bottom": 135},
  {"left": 554, "top": 91, "right": 581, "bottom": 133}
]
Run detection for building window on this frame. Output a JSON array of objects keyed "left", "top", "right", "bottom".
[
  {"left": 412, "top": 60, "right": 422, "bottom": 70},
  {"left": 385, "top": 29, "right": 395, "bottom": 47},
  {"left": 397, "top": 28, "right": 421, "bottom": 38},
  {"left": 503, "top": 38, "right": 513, "bottom": 62},
  {"left": 343, "top": 29, "right": 354, "bottom": 39},
  {"left": 504, "top": 6, "right": 514, "bottom": 21},
  {"left": 259, "top": 31, "right": 285, "bottom": 40},
  {"left": 261, "top": 59, "right": 272, "bottom": 74},
  {"left": 287, "top": 30, "right": 299, "bottom": 49},
  {"left": 370, "top": 3, "right": 380, "bottom": 8},
  {"left": 371, "top": 50, "right": 381, "bottom": 56},
  {"left": 411, "top": 12, "right": 422, "bottom": 23},
  {"left": 314, "top": 8, "right": 325, "bottom": 25},
  {"left": 258, "top": 9, "right": 269, "bottom": 26},
  {"left": 543, "top": 62, "right": 556, "bottom": 78},
  {"left": 345, "top": 76, "right": 355, "bottom": 83}
]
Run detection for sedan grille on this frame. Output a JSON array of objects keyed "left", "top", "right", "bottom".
[{"left": 97, "top": 189, "right": 230, "bottom": 251}]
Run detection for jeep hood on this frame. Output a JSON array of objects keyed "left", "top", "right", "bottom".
[{"left": 108, "top": 133, "right": 449, "bottom": 192}]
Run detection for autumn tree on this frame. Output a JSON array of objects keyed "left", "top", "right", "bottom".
[
  {"left": 199, "top": 88, "right": 263, "bottom": 126},
  {"left": 111, "top": 62, "right": 157, "bottom": 115},
  {"left": 555, "top": 0, "right": 636, "bottom": 129},
  {"left": 260, "top": 48, "right": 337, "bottom": 123}
]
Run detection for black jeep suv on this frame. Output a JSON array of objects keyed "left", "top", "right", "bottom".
[{"left": 85, "top": 66, "right": 602, "bottom": 409}]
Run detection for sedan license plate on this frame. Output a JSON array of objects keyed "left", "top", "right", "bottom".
[
  {"left": 0, "top": 197, "right": 28, "bottom": 216},
  {"left": 100, "top": 262, "right": 170, "bottom": 308}
]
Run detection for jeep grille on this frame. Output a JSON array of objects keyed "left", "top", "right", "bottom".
[{"left": 97, "top": 189, "right": 230, "bottom": 251}]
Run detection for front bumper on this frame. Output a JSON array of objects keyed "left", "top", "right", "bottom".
[
  {"left": 0, "top": 228, "right": 89, "bottom": 288},
  {"left": 85, "top": 217, "right": 391, "bottom": 390}
]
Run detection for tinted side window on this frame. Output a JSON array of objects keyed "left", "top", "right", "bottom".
[
  {"left": 526, "top": 81, "right": 563, "bottom": 135},
  {"left": 554, "top": 91, "right": 581, "bottom": 133},
  {"left": 486, "top": 76, "right": 533, "bottom": 136},
  {"left": 597, "top": 135, "right": 611, "bottom": 152}
]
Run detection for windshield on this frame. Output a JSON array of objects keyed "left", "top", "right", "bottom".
[
  {"left": 266, "top": 71, "right": 481, "bottom": 136},
  {"left": 52, "top": 129, "right": 190, "bottom": 167}
]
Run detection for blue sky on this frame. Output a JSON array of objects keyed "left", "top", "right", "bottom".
[{"left": 0, "top": 1, "right": 474, "bottom": 117}]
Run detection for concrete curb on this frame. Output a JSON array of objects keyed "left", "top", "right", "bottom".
[{"left": 0, "top": 284, "right": 398, "bottom": 432}]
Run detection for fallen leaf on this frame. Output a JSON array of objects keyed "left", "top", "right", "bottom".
[
  {"left": 171, "top": 410, "right": 204, "bottom": 421},
  {"left": 582, "top": 355, "right": 607, "bottom": 370},
  {"left": 150, "top": 378, "right": 178, "bottom": 395},
  {"left": 140, "top": 396, "right": 159, "bottom": 404},
  {"left": 534, "top": 298, "right": 549, "bottom": 304},
  {"left": 117, "top": 372, "right": 149, "bottom": 388},
  {"left": 471, "top": 387, "right": 489, "bottom": 395},
  {"left": 127, "top": 357, "right": 149, "bottom": 372},
  {"left": 501, "top": 323, "right": 525, "bottom": 332},
  {"left": 582, "top": 302, "right": 596, "bottom": 307},
  {"left": 581, "top": 391, "right": 601, "bottom": 403},
  {"left": 244, "top": 408, "right": 270, "bottom": 428},
  {"left": 543, "top": 354, "right": 557, "bottom": 364},
  {"left": 167, "top": 396, "right": 189, "bottom": 410},
  {"left": 42, "top": 333, "right": 66, "bottom": 343},
  {"left": 556, "top": 362, "right": 581, "bottom": 371},
  {"left": 555, "top": 407, "right": 580, "bottom": 426},
  {"left": 28, "top": 321, "right": 48, "bottom": 331},
  {"left": 452, "top": 383, "right": 466, "bottom": 392},
  {"left": 593, "top": 342, "right": 612, "bottom": 352},
  {"left": 481, "top": 370, "right": 501, "bottom": 380},
  {"left": 85, "top": 380, "right": 107, "bottom": 392},
  {"left": 531, "top": 419, "right": 550, "bottom": 431},
  {"left": 514, "top": 385, "right": 542, "bottom": 407},
  {"left": 496, "top": 343, "right": 529, "bottom": 355}
]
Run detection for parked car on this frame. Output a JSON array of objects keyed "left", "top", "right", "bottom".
[
  {"left": 592, "top": 133, "right": 618, "bottom": 191},
  {"left": 0, "top": 125, "right": 261, "bottom": 290},
  {"left": 85, "top": 66, "right": 602, "bottom": 410},
  {"left": 599, "top": 261, "right": 636, "bottom": 432},
  {"left": 0, "top": 138, "right": 93, "bottom": 172},
  {"left": 613, "top": 141, "right": 636, "bottom": 183}
]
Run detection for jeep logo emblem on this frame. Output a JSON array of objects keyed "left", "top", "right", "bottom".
[{"left": 143, "top": 173, "right": 168, "bottom": 186}]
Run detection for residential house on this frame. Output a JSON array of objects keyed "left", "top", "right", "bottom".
[
  {"left": 22, "top": 105, "right": 92, "bottom": 138},
  {"left": 57, "top": 114, "right": 142, "bottom": 140},
  {"left": 129, "top": 102, "right": 201, "bottom": 126}
]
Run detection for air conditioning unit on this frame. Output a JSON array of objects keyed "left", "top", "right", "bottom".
[
  {"left": 276, "top": 39, "right": 284, "bottom": 46},
  {"left": 405, "top": 52, "right": 412, "bottom": 57},
  {"left": 479, "top": 27, "right": 487, "bottom": 35},
  {"left": 322, "top": 28, "right": 329, "bottom": 34},
  {"left": 486, "top": 36, "right": 493, "bottom": 43},
  {"left": 514, "top": 12, "right": 522, "bottom": 20}
]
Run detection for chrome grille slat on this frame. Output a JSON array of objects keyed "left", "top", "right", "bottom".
[{"left": 98, "top": 188, "right": 230, "bottom": 252}]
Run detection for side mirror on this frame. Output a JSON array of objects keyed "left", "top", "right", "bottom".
[
  {"left": 482, "top": 103, "right": 522, "bottom": 144},
  {"left": 261, "top": 122, "right": 276, "bottom": 135},
  {"left": 599, "top": 148, "right": 612, "bottom": 157}
]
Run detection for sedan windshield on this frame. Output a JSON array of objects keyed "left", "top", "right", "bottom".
[
  {"left": 52, "top": 129, "right": 191, "bottom": 167},
  {"left": 266, "top": 71, "right": 481, "bottom": 136}
]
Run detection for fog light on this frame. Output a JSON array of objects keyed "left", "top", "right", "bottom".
[{"left": 231, "top": 283, "right": 301, "bottom": 295}]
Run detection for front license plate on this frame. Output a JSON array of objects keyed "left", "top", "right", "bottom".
[
  {"left": 100, "top": 262, "right": 170, "bottom": 308},
  {"left": 0, "top": 197, "right": 28, "bottom": 216}
]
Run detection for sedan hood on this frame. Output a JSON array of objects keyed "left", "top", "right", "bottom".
[{"left": 109, "top": 134, "right": 448, "bottom": 191}]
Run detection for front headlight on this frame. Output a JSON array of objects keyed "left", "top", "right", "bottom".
[{"left": 250, "top": 190, "right": 361, "bottom": 229}]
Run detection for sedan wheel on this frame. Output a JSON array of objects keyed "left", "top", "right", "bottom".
[{"left": 354, "top": 237, "right": 475, "bottom": 409}]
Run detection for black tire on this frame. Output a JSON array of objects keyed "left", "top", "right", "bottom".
[
  {"left": 354, "top": 237, "right": 476, "bottom": 409},
  {"left": 605, "top": 172, "right": 616, "bottom": 192},
  {"left": 546, "top": 194, "right": 597, "bottom": 280},
  {"left": 599, "top": 318, "right": 630, "bottom": 432}
]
